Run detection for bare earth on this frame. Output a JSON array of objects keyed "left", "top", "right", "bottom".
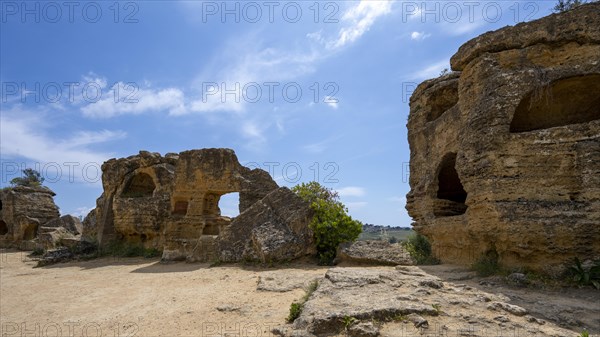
[{"left": 1, "top": 250, "right": 598, "bottom": 336}]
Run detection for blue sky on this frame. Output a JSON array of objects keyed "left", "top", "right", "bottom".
[{"left": 1, "top": 0, "right": 555, "bottom": 226}]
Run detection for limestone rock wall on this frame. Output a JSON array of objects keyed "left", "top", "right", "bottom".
[
  {"left": 0, "top": 186, "right": 60, "bottom": 247},
  {"left": 406, "top": 3, "right": 600, "bottom": 272},
  {"left": 91, "top": 148, "right": 315, "bottom": 263}
]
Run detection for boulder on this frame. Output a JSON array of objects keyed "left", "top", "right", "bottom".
[
  {"left": 335, "top": 240, "right": 413, "bottom": 266},
  {"left": 0, "top": 186, "right": 60, "bottom": 247},
  {"left": 218, "top": 187, "right": 315, "bottom": 263},
  {"left": 405, "top": 2, "right": 600, "bottom": 272}
]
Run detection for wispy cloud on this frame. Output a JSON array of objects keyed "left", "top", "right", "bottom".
[
  {"left": 410, "top": 31, "right": 431, "bottom": 41},
  {"left": 81, "top": 83, "right": 186, "bottom": 118},
  {"left": 1, "top": 107, "right": 125, "bottom": 182},
  {"left": 337, "top": 186, "right": 366, "bottom": 197},
  {"left": 330, "top": 0, "right": 393, "bottom": 49},
  {"left": 325, "top": 96, "right": 339, "bottom": 109}
]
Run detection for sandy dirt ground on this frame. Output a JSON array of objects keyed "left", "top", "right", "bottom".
[
  {"left": 0, "top": 250, "right": 327, "bottom": 337},
  {"left": 1, "top": 250, "right": 599, "bottom": 337}
]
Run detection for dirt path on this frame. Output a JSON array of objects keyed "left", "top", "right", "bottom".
[
  {"left": 1, "top": 250, "right": 598, "bottom": 337},
  {"left": 0, "top": 250, "right": 327, "bottom": 337}
]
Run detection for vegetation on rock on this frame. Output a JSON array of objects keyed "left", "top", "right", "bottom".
[
  {"left": 10, "top": 168, "right": 45, "bottom": 187},
  {"left": 553, "top": 0, "right": 587, "bottom": 12},
  {"left": 292, "top": 182, "right": 362, "bottom": 265}
]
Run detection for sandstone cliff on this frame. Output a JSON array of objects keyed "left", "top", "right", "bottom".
[{"left": 406, "top": 3, "right": 600, "bottom": 272}]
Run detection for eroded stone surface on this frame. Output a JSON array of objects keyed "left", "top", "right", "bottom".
[
  {"left": 335, "top": 240, "right": 413, "bottom": 266},
  {"left": 0, "top": 186, "right": 60, "bottom": 247},
  {"left": 88, "top": 148, "right": 314, "bottom": 262},
  {"left": 406, "top": 2, "right": 600, "bottom": 272},
  {"left": 276, "top": 267, "right": 576, "bottom": 337}
]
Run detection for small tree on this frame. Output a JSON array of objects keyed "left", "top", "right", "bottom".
[
  {"left": 292, "top": 182, "right": 362, "bottom": 265},
  {"left": 553, "top": 0, "right": 585, "bottom": 12},
  {"left": 10, "top": 168, "right": 45, "bottom": 187}
]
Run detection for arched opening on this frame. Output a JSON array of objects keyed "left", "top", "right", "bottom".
[
  {"left": 218, "top": 192, "right": 240, "bottom": 218},
  {"left": 0, "top": 220, "right": 8, "bottom": 235},
  {"left": 22, "top": 223, "right": 38, "bottom": 240},
  {"left": 434, "top": 153, "right": 468, "bottom": 217},
  {"left": 121, "top": 173, "right": 156, "bottom": 198},
  {"left": 510, "top": 74, "right": 600, "bottom": 132},
  {"left": 0, "top": 199, "right": 3, "bottom": 210},
  {"left": 427, "top": 81, "right": 459, "bottom": 122}
]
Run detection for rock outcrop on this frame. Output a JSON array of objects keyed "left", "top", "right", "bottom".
[
  {"left": 0, "top": 186, "right": 60, "bottom": 248},
  {"left": 275, "top": 267, "right": 575, "bottom": 337},
  {"left": 88, "top": 148, "right": 315, "bottom": 263},
  {"left": 37, "top": 215, "right": 83, "bottom": 249},
  {"left": 405, "top": 3, "right": 600, "bottom": 272},
  {"left": 335, "top": 240, "right": 413, "bottom": 266}
]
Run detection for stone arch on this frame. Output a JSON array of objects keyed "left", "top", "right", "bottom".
[
  {"left": 121, "top": 172, "right": 156, "bottom": 198},
  {"left": 510, "top": 74, "right": 600, "bottom": 132},
  {"left": 0, "top": 220, "right": 8, "bottom": 235},
  {"left": 434, "top": 153, "right": 468, "bottom": 217}
]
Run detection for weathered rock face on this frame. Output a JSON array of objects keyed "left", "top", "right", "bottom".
[
  {"left": 0, "top": 186, "right": 60, "bottom": 247},
  {"left": 406, "top": 3, "right": 600, "bottom": 272},
  {"left": 90, "top": 148, "right": 315, "bottom": 262},
  {"left": 38, "top": 215, "right": 84, "bottom": 249},
  {"left": 275, "top": 266, "right": 575, "bottom": 337},
  {"left": 335, "top": 240, "right": 413, "bottom": 266}
]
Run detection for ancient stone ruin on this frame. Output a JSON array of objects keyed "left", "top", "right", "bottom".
[
  {"left": 0, "top": 186, "right": 60, "bottom": 248},
  {"left": 406, "top": 3, "right": 600, "bottom": 272},
  {"left": 88, "top": 148, "right": 315, "bottom": 262}
]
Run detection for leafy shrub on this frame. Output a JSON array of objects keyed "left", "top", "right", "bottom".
[
  {"left": 472, "top": 250, "right": 501, "bottom": 277},
  {"left": 10, "top": 168, "right": 45, "bottom": 187},
  {"left": 292, "top": 182, "right": 362, "bottom": 265},
  {"left": 388, "top": 236, "right": 398, "bottom": 244},
  {"left": 569, "top": 257, "right": 600, "bottom": 289},
  {"left": 402, "top": 233, "right": 439, "bottom": 265}
]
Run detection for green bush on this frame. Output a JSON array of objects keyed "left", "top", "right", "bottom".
[
  {"left": 472, "top": 250, "right": 501, "bottom": 277},
  {"left": 569, "top": 257, "right": 600, "bottom": 289},
  {"left": 10, "top": 168, "right": 45, "bottom": 187},
  {"left": 292, "top": 182, "right": 362, "bottom": 265},
  {"left": 402, "top": 233, "right": 439, "bottom": 265}
]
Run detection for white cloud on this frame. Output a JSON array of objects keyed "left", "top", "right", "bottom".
[
  {"left": 337, "top": 186, "right": 366, "bottom": 197},
  {"left": 408, "top": 59, "right": 450, "bottom": 81},
  {"left": 81, "top": 82, "right": 187, "bottom": 118},
  {"left": 410, "top": 31, "right": 431, "bottom": 41},
  {"left": 70, "top": 206, "right": 94, "bottom": 218},
  {"left": 325, "top": 96, "right": 339, "bottom": 109},
  {"left": 0, "top": 108, "right": 125, "bottom": 183},
  {"left": 330, "top": 0, "right": 393, "bottom": 49}
]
